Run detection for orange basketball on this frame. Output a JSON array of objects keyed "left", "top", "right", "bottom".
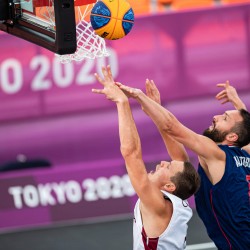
[{"left": 90, "top": 0, "right": 134, "bottom": 40}]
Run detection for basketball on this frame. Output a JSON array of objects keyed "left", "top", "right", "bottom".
[{"left": 90, "top": 0, "right": 134, "bottom": 40}]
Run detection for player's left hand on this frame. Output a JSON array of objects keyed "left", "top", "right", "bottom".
[
  {"left": 145, "top": 79, "right": 161, "bottom": 105},
  {"left": 216, "top": 80, "right": 237, "bottom": 104},
  {"left": 92, "top": 65, "right": 127, "bottom": 103}
]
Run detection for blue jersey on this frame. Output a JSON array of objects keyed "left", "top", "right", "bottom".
[{"left": 195, "top": 145, "right": 250, "bottom": 250}]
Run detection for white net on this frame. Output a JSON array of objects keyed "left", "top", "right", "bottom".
[
  {"left": 39, "top": 0, "right": 109, "bottom": 63},
  {"left": 58, "top": 5, "right": 109, "bottom": 63}
]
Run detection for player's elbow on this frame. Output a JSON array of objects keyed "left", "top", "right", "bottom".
[{"left": 120, "top": 145, "right": 141, "bottom": 160}]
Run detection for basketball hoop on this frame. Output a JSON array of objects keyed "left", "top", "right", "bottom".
[{"left": 37, "top": 0, "right": 109, "bottom": 63}]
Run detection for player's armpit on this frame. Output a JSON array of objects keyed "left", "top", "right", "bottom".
[{"left": 198, "top": 155, "right": 226, "bottom": 185}]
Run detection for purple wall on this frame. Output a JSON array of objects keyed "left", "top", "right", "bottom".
[{"left": 0, "top": 3, "right": 250, "bottom": 232}]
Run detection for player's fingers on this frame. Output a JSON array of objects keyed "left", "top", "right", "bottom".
[
  {"left": 151, "top": 82, "right": 159, "bottom": 94},
  {"left": 148, "top": 80, "right": 160, "bottom": 97},
  {"left": 127, "top": 87, "right": 135, "bottom": 95},
  {"left": 146, "top": 79, "right": 154, "bottom": 88},
  {"left": 217, "top": 80, "right": 230, "bottom": 88},
  {"left": 107, "top": 65, "right": 113, "bottom": 80},
  {"left": 116, "top": 82, "right": 130, "bottom": 95},
  {"left": 117, "top": 84, "right": 133, "bottom": 96},
  {"left": 101, "top": 66, "right": 109, "bottom": 80},
  {"left": 215, "top": 90, "right": 226, "bottom": 99},
  {"left": 216, "top": 96, "right": 224, "bottom": 101},
  {"left": 115, "top": 82, "right": 122, "bottom": 87},
  {"left": 92, "top": 88, "right": 104, "bottom": 94},
  {"left": 94, "top": 73, "right": 104, "bottom": 85},
  {"left": 146, "top": 79, "right": 153, "bottom": 91},
  {"left": 216, "top": 83, "right": 226, "bottom": 88},
  {"left": 145, "top": 84, "right": 153, "bottom": 97},
  {"left": 149, "top": 80, "right": 159, "bottom": 93},
  {"left": 119, "top": 84, "right": 130, "bottom": 92},
  {"left": 150, "top": 79, "right": 156, "bottom": 86},
  {"left": 216, "top": 89, "right": 226, "bottom": 95}
]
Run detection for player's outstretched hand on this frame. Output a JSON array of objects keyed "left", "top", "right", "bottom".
[
  {"left": 216, "top": 80, "right": 247, "bottom": 110},
  {"left": 216, "top": 80, "right": 238, "bottom": 104},
  {"left": 145, "top": 79, "right": 161, "bottom": 105},
  {"left": 92, "top": 65, "right": 127, "bottom": 103},
  {"left": 116, "top": 82, "right": 143, "bottom": 99}
]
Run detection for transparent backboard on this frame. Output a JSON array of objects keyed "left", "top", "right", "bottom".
[{"left": 0, "top": 0, "right": 96, "bottom": 55}]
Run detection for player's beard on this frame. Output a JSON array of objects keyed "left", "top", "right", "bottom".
[{"left": 203, "top": 128, "right": 228, "bottom": 143}]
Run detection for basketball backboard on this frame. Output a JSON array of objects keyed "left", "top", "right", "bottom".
[{"left": 0, "top": 0, "right": 96, "bottom": 55}]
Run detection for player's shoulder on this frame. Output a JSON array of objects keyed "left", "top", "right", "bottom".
[
  {"left": 218, "top": 144, "right": 242, "bottom": 153},
  {"left": 242, "top": 144, "right": 250, "bottom": 155},
  {"left": 218, "top": 144, "right": 250, "bottom": 159},
  {"left": 162, "top": 191, "right": 191, "bottom": 212}
]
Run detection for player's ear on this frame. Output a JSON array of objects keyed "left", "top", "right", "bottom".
[
  {"left": 226, "top": 132, "right": 238, "bottom": 144},
  {"left": 163, "top": 183, "right": 176, "bottom": 193}
]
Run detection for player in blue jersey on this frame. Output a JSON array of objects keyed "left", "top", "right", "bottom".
[{"left": 117, "top": 79, "right": 250, "bottom": 250}]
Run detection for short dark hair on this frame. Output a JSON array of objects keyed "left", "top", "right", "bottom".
[
  {"left": 232, "top": 109, "right": 250, "bottom": 147},
  {"left": 171, "top": 161, "right": 200, "bottom": 200}
]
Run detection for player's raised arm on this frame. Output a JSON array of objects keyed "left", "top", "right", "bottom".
[
  {"left": 144, "top": 79, "right": 189, "bottom": 161},
  {"left": 92, "top": 66, "right": 168, "bottom": 212},
  {"left": 117, "top": 80, "right": 189, "bottom": 162},
  {"left": 118, "top": 82, "right": 226, "bottom": 184}
]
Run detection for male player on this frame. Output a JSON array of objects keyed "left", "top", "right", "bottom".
[
  {"left": 117, "top": 79, "right": 250, "bottom": 249},
  {"left": 92, "top": 66, "right": 200, "bottom": 249}
]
